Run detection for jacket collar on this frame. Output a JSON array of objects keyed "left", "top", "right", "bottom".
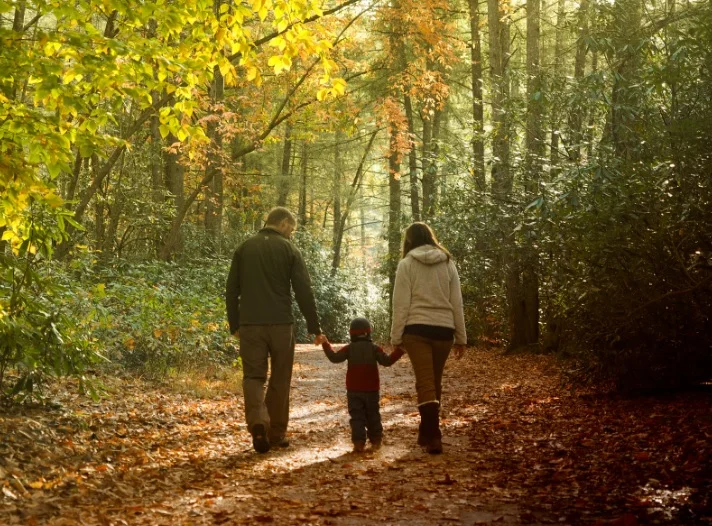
[{"left": 259, "top": 226, "right": 285, "bottom": 237}]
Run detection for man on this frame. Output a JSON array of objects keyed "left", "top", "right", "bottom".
[{"left": 226, "top": 207, "right": 325, "bottom": 453}]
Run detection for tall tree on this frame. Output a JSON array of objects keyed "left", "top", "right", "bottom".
[
  {"left": 608, "top": 0, "right": 643, "bottom": 161},
  {"left": 298, "top": 141, "right": 309, "bottom": 225},
  {"left": 549, "top": 0, "right": 567, "bottom": 174},
  {"left": 567, "top": 0, "right": 591, "bottom": 162},
  {"left": 332, "top": 129, "right": 343, "bottom": 249},
  {"left": 505, "top": 0, "right": 545, "bottom": 351},
  {"left": 276, "top": 121, "right": 293, "bottom": 206},
  {"left": 488, "top": 0, "right": 512, "bottom": 196},
  {"left": 404, "top": 94, "right": 421, "bottom": 221},
  {"left": 204, "top": 49, "right": 225, "bottom": 249},
  {"left": 468, "top": 0, "right": 486, "bottom": 191}
]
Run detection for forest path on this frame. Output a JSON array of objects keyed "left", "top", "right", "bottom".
[{"left": 1, "top": 346, "right": 710, "bottom": 525}]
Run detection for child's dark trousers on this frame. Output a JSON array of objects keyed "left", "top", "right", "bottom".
[{"left": 347, "top": 391, "right": 382, "bottom": 443}]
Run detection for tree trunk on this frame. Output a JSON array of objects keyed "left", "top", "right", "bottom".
[
  {"left": 506, "top": 0, "right": 544, "bottom": 351},
  {"left": 10, "top": 1, "right": 26, "bottom": 100},
  {"left": 404, "top": 94, "right": 421, "bottom": 221},
  {"left": 421, "top": 110, "right": 433, "bottom": 218},
  {"left": 298, "top": 141, "right": 308, "bottom": 225},
  {"left": 468, "top": 0, "right": 486, "bottom": 191},
  {"left": 567, "top": 0, "right": 590, "bottom": 162},
  {"left": 100, "top": 150, "right": 127, "bottom": 258},
  {"left": 549, "top": 0, "right": 566, "bottom": 176},
  {"left": 387, "top": 124, "right": 402, "bottom": 307},
  {"left": 159, "top": 135, "right": 185, "bottom": 259},
  {"left": 277, "top": 121, "right": 293, "bottom": 206},
  {"left": 93, "top": 155, "right": 106, "bottom": 252},
  {"left": 506, "top": 258, "right": 540, "bottom": 350},
  {"left": 332, "top": 130, "right": 343, "bottom": 249},
  {"left": 421, "top": 107, "right": 442, "bottom": 216},
  {"left": 525, "top": 0, "right": 544, "bottom": 193},
  {"left": 204, "top": 7, "right": 225, "bottom": 251},
  {"left": 610, "top": 0, "right": 642, "bottom": 162},
  {"left": 488, "top": 0, "right": 512, "bottom": 196},
  {"left": 585, "top": 42, "right": 599, "bottom": 160}
]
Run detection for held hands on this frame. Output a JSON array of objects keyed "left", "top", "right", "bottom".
[{"left": 314, "top": 334, "right": 328, "bottom": 346}]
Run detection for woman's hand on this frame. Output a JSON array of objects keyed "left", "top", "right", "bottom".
[{"left": 453, "top": 344, "right": 466, "bottom": 359}]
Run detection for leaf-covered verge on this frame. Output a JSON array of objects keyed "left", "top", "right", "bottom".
[{"left": 1, "top": 346, "right": 709, "bottom": 525}]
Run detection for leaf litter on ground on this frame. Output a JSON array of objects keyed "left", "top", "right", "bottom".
[{"left": 1, "top": 346, "right": 710, "bottom": 525}]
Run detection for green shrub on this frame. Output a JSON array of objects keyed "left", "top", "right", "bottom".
[
  {"left": 0, "top": 202, "right": 102, "bottom": 401},
  {"left": 61, "top": 257, "right": 237, "bottom": 380}
]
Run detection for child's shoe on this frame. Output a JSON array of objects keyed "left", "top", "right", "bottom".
[
  {"left": 370, "top": 437, "right": 382, "bottom": 450},
  {"left": 352, "top": 440, "right": 366, "bottom": 453}
]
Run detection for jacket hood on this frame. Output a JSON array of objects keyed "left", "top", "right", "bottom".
[{"left": 407, "top": 244, "right": 448, "bottom": 265}]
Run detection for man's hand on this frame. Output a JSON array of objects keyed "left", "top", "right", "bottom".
[
  {"left": 453, "top": 344, "right": 466, "bottom": 359},
  {"left": 233, "top": 330, "right": 239, "bottom": 339},
  {"left": 314, "top": 334, "right": 327, "bottom": 345}
]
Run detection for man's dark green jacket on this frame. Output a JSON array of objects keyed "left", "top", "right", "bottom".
[{"left": 226, "top": 228, "right": 321, "bottom": 335}]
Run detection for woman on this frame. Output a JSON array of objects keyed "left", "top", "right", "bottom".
[{"left": 390, "top": 222, "right": 466, "bottom": 454}]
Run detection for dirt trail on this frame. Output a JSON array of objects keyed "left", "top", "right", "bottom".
[{"left": 1, "top": 346, "right": 710, "bottom": 525}]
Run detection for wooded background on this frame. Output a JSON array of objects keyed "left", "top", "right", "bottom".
[{"left": 1, "top": 0, "right": 711, "bottom": 399}]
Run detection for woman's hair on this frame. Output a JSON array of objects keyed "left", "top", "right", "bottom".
[{"left": 402, "top": 222, "right": 451, "bottom": 260}]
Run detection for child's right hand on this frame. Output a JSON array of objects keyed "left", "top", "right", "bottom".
[{"left": 314, "top": 334, "right": 328, "bottom": 345}]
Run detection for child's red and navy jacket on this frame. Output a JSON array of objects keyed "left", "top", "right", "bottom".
[{"left": 322, "top": 340, "right": 404, "bottom": 392}]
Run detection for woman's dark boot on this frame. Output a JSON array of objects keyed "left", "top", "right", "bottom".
[
  {"left": 419, "top": 403, "right": 442, "bottom": 453},
  {"left": 417, "top": 406, "right": 428, "bottom": 446}
]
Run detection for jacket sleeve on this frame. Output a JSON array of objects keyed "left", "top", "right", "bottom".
[
  {"left": 290, "top": 246, "right": 322, "bottom": 335},
  {"left": 390, "top": 259, "right": 411, "bottom": 345},
  {"left": 322, "top": 342, "right": 349, "bottom": 363},
  {"left": 449, "top": 261, "right": 467, "bottom": 345},
  {"left": 375, "top": 345, "right": 405, "bottom": 366},
  {"left": 225, "top": 246, "right": 242, "bottom": 334}
]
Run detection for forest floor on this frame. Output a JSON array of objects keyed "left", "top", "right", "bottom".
[{"left": 1, "top": 346, "right": 711, "bottom": 526}]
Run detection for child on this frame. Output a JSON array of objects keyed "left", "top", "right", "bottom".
[{"left": 322, "top": 317, "right": 404, "bottom": 452}]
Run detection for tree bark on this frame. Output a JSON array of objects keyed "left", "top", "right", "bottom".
[
  {"left": 277, "top": 121, "right": 293, "bottom": 206},
  {"left": 488, "top": 0, "right": 512, "bottom": 197},
  {"left": 506, "top": 0, "right": 544, "bottom": 351},
  {"left": 549, "top": 0, "right": 566, "bottom": 176},
  {"left": 403, "top": 94, "right": 421, "bottom": 221},
  {"left": 332, "top": 130, "right": 343, "bottom": 249},
  {"left": 567, "top": 0, "right": 590, "bottom": 162},
  {"left": 298, "top": 141, "right": 308, "bottom": 225},
  {"left": 387, "top": 124, "right": 402, "bottom": 306},
  {"left": 204, "top": 1, "right": 225, "bottom": 251},
  {"left": 468, "top": 0, "right": 486, "bottom": 191},
  {"left": 421, "top": 107, "right": 442, "bottom": 217},
  {"left": 100, "top": 150, "right": 127, "bottom": 258},
  {"left": 610, "top": 0, "right": 642, "bottom": 162},
  {"left": 421, "top": 110, "right": 433, "bottom": 218},
  {"left": 92, "top": 155, "right": 106, "bottom": 252},
  {"left": 525, "top": 0, "right": 544, "bottom": 193}
]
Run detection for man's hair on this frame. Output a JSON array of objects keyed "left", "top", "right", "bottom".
[{"left": 265, "top": 206, "right": 297, "bottom": 226}]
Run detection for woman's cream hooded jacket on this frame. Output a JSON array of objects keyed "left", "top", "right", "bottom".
[{"left": 390, "top": 245, "right": 467, "bottom": 346}]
